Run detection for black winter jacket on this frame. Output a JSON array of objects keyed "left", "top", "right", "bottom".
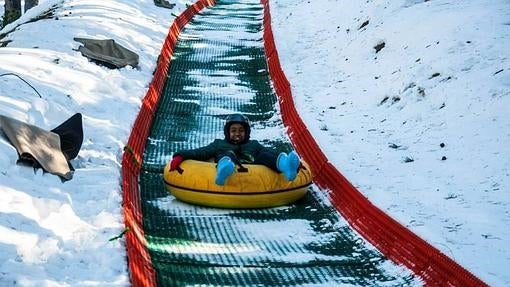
[{"left": 175, "top": 139, "right": 274, "bottom": 164}]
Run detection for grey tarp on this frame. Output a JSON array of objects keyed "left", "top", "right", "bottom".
[
  {"left": 0, "top": 115, "right": 73, "bottom": 180},
  {"left": 154, "top": 0, "right": 175, "bottom": 9},
  {"left": 74, "top": 37, "right": 139, "bottom": 68}
]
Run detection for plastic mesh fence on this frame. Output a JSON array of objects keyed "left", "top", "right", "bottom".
[{"left": 260, "top": 0, "right": 488, "bottom": 286}]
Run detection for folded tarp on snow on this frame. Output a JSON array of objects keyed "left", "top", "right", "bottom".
[
  {"left": 0, "top": 113, "right": 83, "bottom": 181},
  {"left": 74, "top": 37, "right": 139, "bottom": 69},
  {"left": 154, "top": 0, "right": 176, "bottom": 9}
]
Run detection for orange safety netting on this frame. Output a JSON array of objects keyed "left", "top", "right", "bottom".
[
  {"left": 121, "top": 1, "right": 216, "bottom": 286},
  {"left": 260, "top": 0, "right": 487, "bottom": 286},
  {"left": 122, "top": 0, "right": 489, "bottom": 285}
]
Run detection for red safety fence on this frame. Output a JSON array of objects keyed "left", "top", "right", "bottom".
[
  {"left": 121, "top": 1, "right": 216, "bottom": 286},
  {"left": 260, "top": 0, "right": 488, "bottom": 286},
  {"left": 123, "top": 0, "right": 489, "bottom": 285}
]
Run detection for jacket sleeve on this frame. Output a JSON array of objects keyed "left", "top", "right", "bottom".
[
  {"left": 252, "top": 140, "right": 272, "bottom": 155},
  {"left": 174, "top": 140, "right": 220, "bottom": 161}
]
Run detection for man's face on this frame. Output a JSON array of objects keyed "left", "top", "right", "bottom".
[{"left": 229, "top": 123, "right": 246, "bottom": 144}]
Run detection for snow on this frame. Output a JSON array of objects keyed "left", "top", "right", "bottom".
[{"left": 0, "top": 0, "right": 509, "bottom": 286}]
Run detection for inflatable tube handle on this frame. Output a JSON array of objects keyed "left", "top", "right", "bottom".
[{"left": 237, "top": 166, "right": 248, "bottom": 173}]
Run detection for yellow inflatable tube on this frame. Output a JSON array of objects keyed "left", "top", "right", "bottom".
[{"left": 163, "top": 159, "right": 312, "bottom": 208}]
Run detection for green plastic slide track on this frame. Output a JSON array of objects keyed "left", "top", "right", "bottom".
[{"left": 139, "top": 0, "right": 418, "bottom": 285}]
